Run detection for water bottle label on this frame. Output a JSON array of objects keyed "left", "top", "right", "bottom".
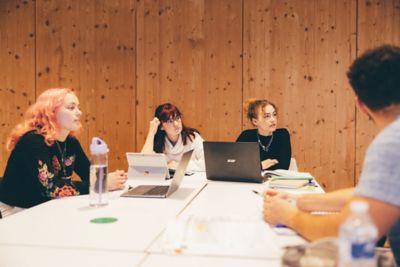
[{"left": 351, "top": 241, "right": 375, "bottom": 259}]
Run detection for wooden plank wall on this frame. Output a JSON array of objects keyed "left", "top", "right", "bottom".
[
  {"left": 244, "top": 0, "right": 357, "bottom": 190},
  {"left": 35, "top": 0, "right": 136, "bottom": 170},
  {"left": 0, "top": 0, "right": 36, "bottom": 172},
  {"left": 0, "top": 0, "right": 399, "bottom": 191},
  {"left": 355, "top": 0, "right": 400, "bottom": 181},
  {"left": 136, "top": 0, "right": 243, "bottom": 146}
]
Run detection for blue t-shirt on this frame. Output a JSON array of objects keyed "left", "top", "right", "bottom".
[{"left": 354, "top": 115, "right": 400, "bottom": 264}]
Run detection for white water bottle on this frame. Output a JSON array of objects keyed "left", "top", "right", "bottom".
[
  {"left": 89, "top": 137, "right": 108, "bottom": 207},
  {"left": 339, "top": 201, "right": 378, "bottom": 267}
]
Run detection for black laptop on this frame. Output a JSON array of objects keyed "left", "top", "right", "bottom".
[{"left": 203, "top": 141, "right": 267, "bottom": 183}]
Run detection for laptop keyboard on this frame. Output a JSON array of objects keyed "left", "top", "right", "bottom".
[{"left": 145, "top": 185, "right": 169, "bottom": 195}]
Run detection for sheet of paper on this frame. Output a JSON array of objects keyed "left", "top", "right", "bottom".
[{"left": 163, "top": 215, "right": 282, "bottom": 259}]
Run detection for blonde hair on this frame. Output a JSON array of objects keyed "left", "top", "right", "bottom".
[
  {"left": 244, "top": 99, "right": 277, "bottom": 125},
  {"left": 7, "top": 88, "right": 80, "bottom": 150}
]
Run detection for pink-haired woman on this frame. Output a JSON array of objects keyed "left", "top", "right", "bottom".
[{"left": 0, "top": 88, "right": 127, "bottom": 213}]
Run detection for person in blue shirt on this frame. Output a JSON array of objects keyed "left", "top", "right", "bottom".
[{"left": 263, "top": 45, "right": 400, "bottom": 265}]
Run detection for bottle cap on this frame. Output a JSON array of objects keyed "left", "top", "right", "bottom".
[
  {"left": 350, "top": 201, "right": 368, "bottom": 213},
  {"left": 90, "top": 137, "right": 108, "bottom": 154}
]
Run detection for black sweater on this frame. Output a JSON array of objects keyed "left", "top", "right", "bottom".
[
  {"left": 0, "top": 131, "right": 90, "bottom": 208},
  {"left": 236, "top": 128, "right": 291, "bottom": 170}
]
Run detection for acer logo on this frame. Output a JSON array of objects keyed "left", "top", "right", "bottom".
[{"left": 227, "top": 159, "right": 236, "bottom": 163}]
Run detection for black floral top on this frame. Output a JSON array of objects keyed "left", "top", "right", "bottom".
[
  {"left": 0, "top": 131, "right": 90, "bottom": 208},
  {"left": 236, "top": 128, "right": 292, "bottom": 170}
]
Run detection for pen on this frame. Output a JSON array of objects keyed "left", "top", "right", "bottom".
[
  {"left": 252, "top": 190, "right": 262, "bottom": 197},
  {"left": 275, "top": 224, "right": 288, "bottom": 228}
]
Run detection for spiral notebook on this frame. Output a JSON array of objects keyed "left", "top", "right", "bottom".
[{"left": 268, "top": 178, "right": 311, "bottom": 189}]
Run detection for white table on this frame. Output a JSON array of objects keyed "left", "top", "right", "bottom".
[
  {"left": 147, "top": 180, "right": 316, "bottom": 263},
  {"left": 0, "top": 174, "right": 206, "bottom": 259},
  {"left": 0, "top": 244, "right": 146, "bottom": 267},
  {"left": 0, "top": 172, "right": 322, "bottom": 266}
]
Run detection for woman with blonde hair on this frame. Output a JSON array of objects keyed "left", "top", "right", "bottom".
[
  {"left": 0, "top": 88, "right": 127, "bottom": 212},
  {"left": 236, "top": 99, "right": 291, "bottom": 170}
]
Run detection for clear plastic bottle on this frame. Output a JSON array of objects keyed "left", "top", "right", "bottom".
[
  {"left": 89, "top": 137, "right": 108, "bottom": 206},
  {"left": 339, "top": 201, "right": 378, "bottom": 267}
]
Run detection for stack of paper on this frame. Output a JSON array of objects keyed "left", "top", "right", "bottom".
[
  {"left": 263, "top": 169, "right": 314, "bottom": 179},
  {"left": 269, "top": 179, "right": 311, "bottom": 189},
  {"left": 264, "top": 169, "right": 314, "bottom": 189}
]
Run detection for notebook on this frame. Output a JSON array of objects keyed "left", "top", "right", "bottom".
[
  {"left": 126, "top": 152, "right": 169, "bottom": 180},
  {"left": 268, "top": 178, "right": 311, "bottom": 189},
  {"left": 203, "top": 141, "right": 267, "bottom": 183},
  {"left": 121, "top": 150, "right": 193, "bottom": 198},
  {"left": 266, "top": 170, "right": 315, "bottom": 189}
]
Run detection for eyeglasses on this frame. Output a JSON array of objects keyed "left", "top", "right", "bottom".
[
  {"left": 262, "top": 112, "right": 277, "bottom": 120},
  {"left": 165, "top": 116, "right": 182, "bottom": 124}
]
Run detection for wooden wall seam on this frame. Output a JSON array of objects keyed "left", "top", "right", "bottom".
[{"left": 1, "top": 0, "right": 399, "bottom": 191}]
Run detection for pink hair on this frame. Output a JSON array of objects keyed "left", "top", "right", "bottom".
[{"left": 7, "top": 88, "right": 80, "bottom": 151}]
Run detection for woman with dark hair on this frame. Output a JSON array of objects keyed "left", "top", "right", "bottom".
[
  {"left": 236, "top": 99, "right": 291, "bottom": 170},
  {"left": 0, "top": 88, "right": 127, "bottom": 214},
  {"left": 141, "top": 103, "right": 205, "bottom": 171}
]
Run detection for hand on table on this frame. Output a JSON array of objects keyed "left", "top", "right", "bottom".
[
  {"left": 262, "top": 159, "right": 278, "bottom": 170},
  {"left": 167, "top": 160, "right": 179, "bottom": 169},
  {"left": 263, "top": 189, "right": 297, "bottom": 226},
  {"left": 108, "top": 169, "right": 128, "bottom": 191}
]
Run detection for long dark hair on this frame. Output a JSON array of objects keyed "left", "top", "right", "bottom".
[{"left": 153, "top": 103, "right": 199, "bottom": 153}]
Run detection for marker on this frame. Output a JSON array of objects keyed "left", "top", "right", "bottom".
[{"left": 252, "top": 190, "right": 262, "bottom": 197}]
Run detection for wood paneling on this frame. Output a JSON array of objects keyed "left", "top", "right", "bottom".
[
  {"left": 355, "top": 0, "right": 400, "bottom": 181},
  {"left": 0, "top": 0, "right": 35, "bottom": 172},
  {"left": 136, "top": 0, "right": 242, "bottom": 149},
  {"left": 35, "top": 0, "right": 136, "bottom": 170},
  {"left": 244, "top": 0, "right": 357, "bottom": 190},
  {"left": 0, "top": 0, "right": 399, "bottom": 192}
]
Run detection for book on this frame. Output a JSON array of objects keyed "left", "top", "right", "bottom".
[
  {"left": 263, "top": 169, "right": 314, "bottom": 180},
  {"left": 269, "top": 178, "right": 311, "bottom": 189}
]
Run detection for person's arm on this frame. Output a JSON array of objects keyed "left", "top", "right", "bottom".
[
  {"left": 297, "top": 187, "right": 355, "bottom": 212},
  {"left": 141, "top": 117, "right": 160, "bottom": 153},
  {"left": 187, "top": 133, "right": 206, "bottom": 171},
  {"left": 264, "top": 193, "right": 399, "bottom": 241},
  {"left": 271, "top": 129, "right": 291, "bottom": 170},
  {"left": 72, "top": 138, "right": 90, "bottom": 194},
  {"left": 73, "top": 138, "right": 127, "bottom": 192},
  {"left": 293, "top": 195, "right": 399, "bottom": 240}
]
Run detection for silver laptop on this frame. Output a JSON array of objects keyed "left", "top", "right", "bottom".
[
  {"left": 121, "top": 150, "right": 193, "bottom": 198},
  {"left": 203, "top": 141, "right": 267, "bottom": 183},
  {"left": 126, "top": 152, "right": 169, "bottom": 179}
]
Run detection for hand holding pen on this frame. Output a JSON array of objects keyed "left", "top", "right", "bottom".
[
  {"left": 253, "top": 189, "right": 297, "bottom": 202},
  {"left": 252, "top": 189, "right": 298, "bottom": 227}
]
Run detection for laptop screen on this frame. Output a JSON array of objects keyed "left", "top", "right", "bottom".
[{"left": 203, "top": 141, "right": 264, "bottom": 183}]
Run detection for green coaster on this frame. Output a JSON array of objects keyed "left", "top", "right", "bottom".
[{"left": 90, "top": 217, "right": 118, "bottom": 224}]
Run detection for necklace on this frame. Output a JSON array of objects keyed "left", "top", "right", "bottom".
[
  {"left": 56, "top": 141, "right": 67, "bottom": 178},
  {"left": 257, "top": 132, "right": 274, "bottom": 152}
]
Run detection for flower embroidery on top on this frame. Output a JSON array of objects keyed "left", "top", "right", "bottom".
[
  {"left": 51, "top": 185, "right": 79, "bottom": 198},
  {"left": 37, "top": 160, "right": 54, "bottom": 187},
  {"left": 52, "top": 156, "right": 61, "bottom": 176},
  {"left": 64, "top": 155, "right": 75, "bottom": 167}
]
